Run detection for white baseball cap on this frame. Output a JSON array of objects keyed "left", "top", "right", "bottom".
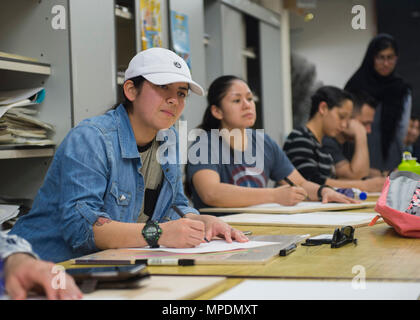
[{"left": 124, "top": 47, "right": 204, "bottom": 96}]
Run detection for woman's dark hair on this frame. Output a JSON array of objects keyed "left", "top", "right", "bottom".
[
  {"left": 198, "top": 75, "right": 243, "bottom": 131},
  {"left": 111, "top": 75, "right": 146, "bottom": 113},
  {"left": 309, "top": 85, "right": 353, "bottom": 119}
]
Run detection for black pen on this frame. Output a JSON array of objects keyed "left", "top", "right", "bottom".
[
  {"left": 136, "top": 258, "right": 195, "bottom": 266},
  {"left": 171, "top": 205, "right": 210, "bottom": 242},
  {"left": 284, "top": 177, "right": 295, "bottom": 186},
  {"left": 279, "top": 243, "right": 297, "bottom": 256},
  {"left": 284, "top": 177, "right": 309, "bottom": 200}
]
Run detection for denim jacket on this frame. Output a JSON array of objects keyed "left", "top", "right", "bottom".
[{"left": 10, "top": 105, "right": 199, "bottom": 263}]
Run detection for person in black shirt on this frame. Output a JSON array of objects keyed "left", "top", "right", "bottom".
[
  {"left": 284, "top": 86, "right": 385, "bottom": 192},
  {"left": 322, "top": 91, "right": 377, "bottom": 180}
]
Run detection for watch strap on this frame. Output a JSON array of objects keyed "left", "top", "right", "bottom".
[{"left": 317, "top": 184, "right": 333, "bottom": 201}]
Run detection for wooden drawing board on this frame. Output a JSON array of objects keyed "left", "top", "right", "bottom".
[
  {"left": 221, "top": 211, "right": 383, "bottom": 228},
  {"left": 83, "top": 275, "right": 226, "bottom": 300},
  {"left": 199, "top": 201, "right": 376, "bottom": 214},
  {"left": 71, "top": 235, "right": 306, "bottom": 266}
]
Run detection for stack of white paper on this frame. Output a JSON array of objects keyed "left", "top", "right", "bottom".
[{"left": 0, "top": 88, "right": 55, "bottom": 146}]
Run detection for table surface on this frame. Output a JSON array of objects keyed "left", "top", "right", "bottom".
[
  {"left": 144, "top": 223, "right": 420, "bottom": 281},
  {"left": 63, "top": 201, "right": 420, "bottom": 299}
]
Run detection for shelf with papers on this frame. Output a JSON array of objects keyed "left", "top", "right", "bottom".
[
  {"left": 117, "top": 74, "right": 125, "bottom": 85},
  {"left": 0, "top": 55, "right": 51, "bottom": 76},
  {"left": 242, "top": 48, "right": 257, "bottom": 59},
  {"left": 0, "top": 146, "right": 54, "bottom": 159},
  {"left": 115, "top": 4, "right": 133, "bottom": 20}
]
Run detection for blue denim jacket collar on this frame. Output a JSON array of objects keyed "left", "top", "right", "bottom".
[
  {"left": 115, "top": 104, "right": 177, "bottom": 161},
  {"left": 116, "top": 105, "right": 141, "bottom": 159}
]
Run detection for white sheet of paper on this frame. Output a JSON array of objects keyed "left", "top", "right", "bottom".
[
  {"left": 0, "top": 87, "right": 44, "bottom": 118},
  {"left": 213, "top": 279, "right": 420, "bottom": 300},
  {"left": 0, "top": 87, "right": 43, "bottom": 105},
  {"left": 0, "top": 204, "right": 20, "bottom": 224},
  {"left": 127, "top": 240, "right": 279, "bottom": 254},
  {"left": 251, "top": 201, "right": 375, "bottom": 209},
  {"left": 200, "top": 201, "right": 377, "bottom": 214},
  {"left": 221, "top": 211, "right": 381, "bottom": 227}
]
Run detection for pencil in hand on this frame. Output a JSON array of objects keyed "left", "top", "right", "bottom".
[{"left": 171, "top": 205, "right": 210, "bottom": 243}]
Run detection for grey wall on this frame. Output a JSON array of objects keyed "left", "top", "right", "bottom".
[
  {"left": 290, "top": 0, "right": 376, "bottom": 87},
  {"left": 221, "top": 4, "right": 246, "bottom": 79},
  {"left": 260, "top": 21, "right": 284, "bottom": 144},
  {"left": 69, "top": 0, "right": 117, "bottom": 125},
  {"left": 169, "top": 0, "right": 207, "bottom": 130}
]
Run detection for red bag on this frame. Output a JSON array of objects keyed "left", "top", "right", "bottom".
[{"left": 373, "top": 171, "right": 420, "bottom": 238}]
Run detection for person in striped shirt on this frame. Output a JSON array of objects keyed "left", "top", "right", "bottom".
[{"left": 283, "top": 86, "right": 385, "bottom": 192}]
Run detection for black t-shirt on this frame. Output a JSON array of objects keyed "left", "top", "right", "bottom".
[
  {"left": 137, "top": 140, "right": 162, "bottom": 222},
  {"left": 322, "top": 136, "right": 355, "bottom": 165}
]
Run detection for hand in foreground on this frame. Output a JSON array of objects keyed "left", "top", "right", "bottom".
[
  {"left": 4, "top": 253, "right": 82, "bottom": 300},
  {"left": 187, "top": 214, "right": 249, "bottom": 244},
  {"left": 159, "top": 218, "right": 207, "bottom": 248},
  {"left": 321, "top": 187, "right": 360, "bottom": 204},
  {"left": 273, "top": 185, "right": 308, "bottom": 206}
]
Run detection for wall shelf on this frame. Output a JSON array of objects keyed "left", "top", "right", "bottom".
[
  {"left": 117, "top": 75, "right": 124, "bottom": 85},
  {"left": 0, "top": 146, "right": 54, "bottom": 160},
  {"left": 0, "top": 56, "right": 51, "bottom": 75},
  {"left": 115, "top": 5, "right": 133, "bottom": 20},
  {"left": 242, "top": 48, "right": 257, "bottom": 59}
]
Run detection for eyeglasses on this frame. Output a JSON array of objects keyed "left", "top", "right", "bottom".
[
  {"left": 375, "top": 54, "right": 397, "bottom": 63},
  {"left": 331, "top": 226, "right": 357, "bottom": 248}
]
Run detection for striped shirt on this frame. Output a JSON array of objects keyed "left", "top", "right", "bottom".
[{"left": 283, "top": 126, "right": 335, "bottom": 185}]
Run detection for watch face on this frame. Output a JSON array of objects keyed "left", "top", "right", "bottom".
[{"left": 144, "top": 226, "right": 158, "bottom": 237}]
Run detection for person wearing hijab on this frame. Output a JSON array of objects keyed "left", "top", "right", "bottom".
[{"left": 345, "top": 33, "right": 412, "bottom": 176}]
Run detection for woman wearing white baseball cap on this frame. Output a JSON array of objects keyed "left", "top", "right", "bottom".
[{"left": 10, "top": 48, "right": 248, "bottom": 263}]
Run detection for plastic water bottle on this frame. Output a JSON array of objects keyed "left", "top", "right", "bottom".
[
  {"left": 335, "top": 188, "right": 367, "bottom": 200},
  {"left": 398, "top": 152, "right": 420, "bottom": 175}
]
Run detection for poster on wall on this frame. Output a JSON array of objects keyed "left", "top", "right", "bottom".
[
  {"left": 140, "top": 0, "right": 162, "bottom": 49},
  {"left": 170, "top": 10, "right": 191, "bottom": 68}
]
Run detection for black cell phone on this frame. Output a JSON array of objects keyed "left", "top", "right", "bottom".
[{"left": 66, "top": 265, "right": 150, "bottom": 293}]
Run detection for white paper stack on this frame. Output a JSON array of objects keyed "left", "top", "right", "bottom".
[{"left": 0, "top": 87, "right": 55, "bottom": 146}]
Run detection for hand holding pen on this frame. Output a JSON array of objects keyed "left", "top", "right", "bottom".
[
  {"left": 171, "top": 205, "right": 210, "bottom": 243},
  {"left": 171, "top": 205, "right": 249, "bottom": 244},
  {"left": 284, "top": 177, "right": 309, "bottom": 201},
  {"left": 158, "top": 211, "right": 208, "bottom": 248},
  {"left": 272, "top": 177, "right": 308, "bottom": 206}
]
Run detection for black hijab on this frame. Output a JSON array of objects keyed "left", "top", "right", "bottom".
[{"left": 345, "top": 34, "right": 410, "bottom": 160}]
